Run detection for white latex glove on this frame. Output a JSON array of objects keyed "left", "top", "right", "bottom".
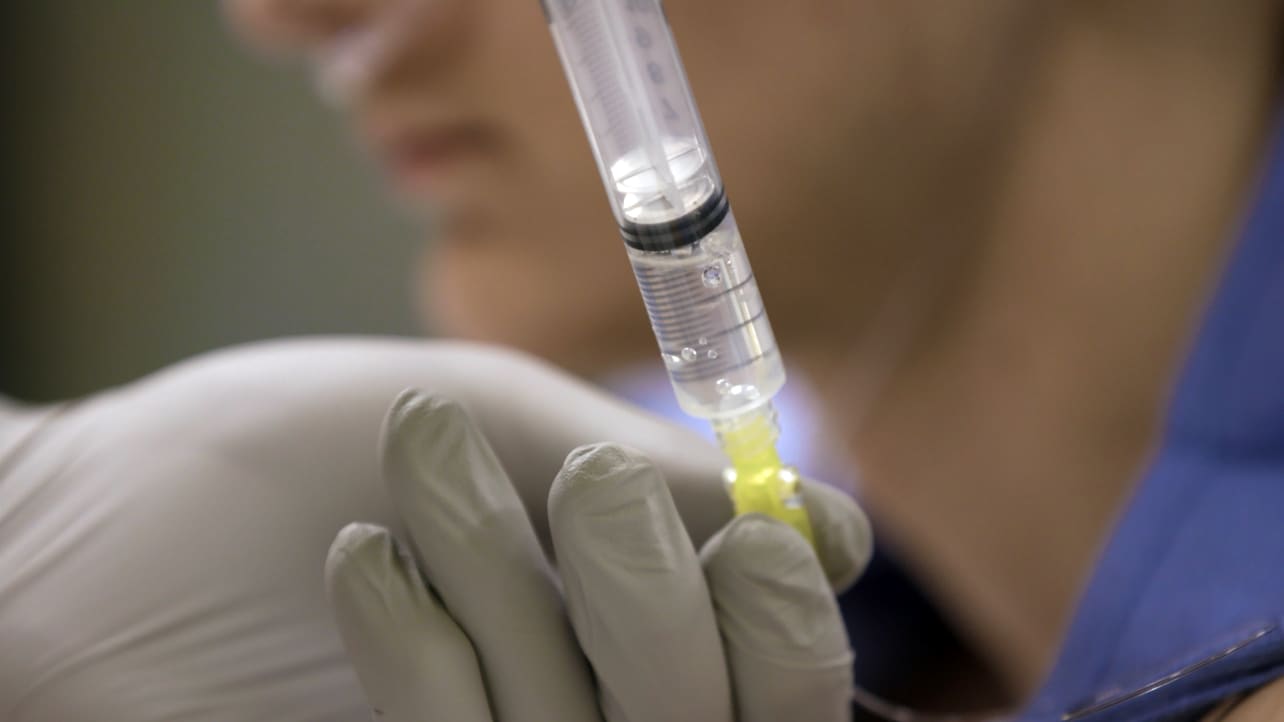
[
  {"left": 325, "top": 391, "right": 873, "bottom": 722},
  {"left": 0, "top": 338, "right": 866, "bottom": 722}
]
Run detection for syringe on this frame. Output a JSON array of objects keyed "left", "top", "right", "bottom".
[{"left": 542, "top": 0, "right": 814, "bottom": 544}]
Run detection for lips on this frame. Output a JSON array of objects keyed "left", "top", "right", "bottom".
[{"left": 371, "top": 121, "right": 497, "bottom": 194}]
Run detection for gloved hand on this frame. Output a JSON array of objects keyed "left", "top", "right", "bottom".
[
  {"left": 325, "top": 391, "right": 873, "bottom": 722},
  {"left": 0, "top": 337, "right": 866, "bottom": 722}
]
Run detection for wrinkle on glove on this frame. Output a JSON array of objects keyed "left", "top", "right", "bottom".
[
  {"left": 380, "top": 392, "right": 600, "bottom": 722},
  {"left": 326, "top": 523, "right": 492, "bottom": 722}
]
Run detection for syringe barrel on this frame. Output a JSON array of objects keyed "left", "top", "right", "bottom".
[
  {"left": 544, "top": 0, "right": 721, "bottom": 231},
  {"left": 627, "top": 204, "right": 786, "bottom": 421}
]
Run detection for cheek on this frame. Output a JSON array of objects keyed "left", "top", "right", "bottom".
[{"left": 668, "top": 2, "right": 925, "bottom": 340}]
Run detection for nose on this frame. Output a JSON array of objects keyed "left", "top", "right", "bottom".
[
  {"left": 224, "top": 0, "right": 382, "bottom": 53},
  {"left": 227, "top": 0, "right": 471, "bottom": 107}
]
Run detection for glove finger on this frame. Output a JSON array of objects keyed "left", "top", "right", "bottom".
[
  {"left": 449, "top": 348, "right": 734, "bottom": 547},
  {"left": 381, "top": 391, "right": 601, "bottom": 722},
  {"left": 701, "top": 514, "right": 855, "bottom": 722},
  {"left": 549, "top": 443, "right": 733, "bottom": 722},
  {"left": 325, "top": 523, "right": 492, "bottom": 722},
  {"left": 798, "top": 481, "right": 874, "bottom": 592}
]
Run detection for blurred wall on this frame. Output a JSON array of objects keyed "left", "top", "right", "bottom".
[{"left": 1, "top": 3, "right": 423, "bottom": 401}]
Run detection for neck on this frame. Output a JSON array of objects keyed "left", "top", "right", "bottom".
[{"left": 817, "top": 5, "right": 1282, "bottom": 700}]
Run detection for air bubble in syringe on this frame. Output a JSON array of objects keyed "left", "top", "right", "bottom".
[
  {"left": 701, "top": 266, "right": 722, "bottom": 288},
  {"left": 715, "top": 378, "right": 761, "bottom": 400},
  {"left": 680, "top": 347, "right": 698, "bottom": 361}
]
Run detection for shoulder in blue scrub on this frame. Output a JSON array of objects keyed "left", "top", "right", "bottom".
[{"left": 1015, "top": 104, "right": 1284, "bottom": 721}]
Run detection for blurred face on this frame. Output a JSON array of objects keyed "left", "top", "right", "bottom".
[{"left": 226, "top": 0, "right": 1040, "bottom": 376}]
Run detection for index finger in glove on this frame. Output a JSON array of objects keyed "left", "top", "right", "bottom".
[{"left": 381, "top": 391, "right": 600, "bottom": 722}]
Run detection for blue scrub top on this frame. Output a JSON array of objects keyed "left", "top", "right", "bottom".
[{"left": 1016, "top": 107, "right": 1284, "bottom": 720}]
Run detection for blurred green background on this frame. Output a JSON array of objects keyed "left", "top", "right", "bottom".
[{"left": 1, "top": 3, "right": 423, "bottom": 401}]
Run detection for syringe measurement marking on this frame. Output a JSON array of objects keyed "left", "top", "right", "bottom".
[
  {"left": 567, "top": 3, "right": 685, "bottom": 177},
  {"left": 568, "top": 8, "right": 632, "bottom": 147}
]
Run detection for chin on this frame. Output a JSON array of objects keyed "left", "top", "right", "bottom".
[
  {"left": 423, "top": 285, "right": 645, "bottom": 380},
  {"left": 421, "top": 244, "right": 654, "bottom": 378},
  {"left": 452, "top": 315, "right": 637, "bottom": 379}
]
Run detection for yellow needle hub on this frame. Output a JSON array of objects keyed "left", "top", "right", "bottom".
[{"left": 714, "top": 404, "right": 815, "bottom": 546}]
